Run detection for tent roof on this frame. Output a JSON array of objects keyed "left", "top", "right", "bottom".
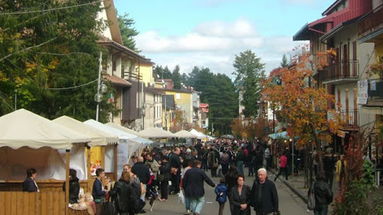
[
  {"left": 106, "top": 123, "right": 153, "bottom": 145},
  {"left": 0, "top": 109, "right": 90, "bottom": 150},
  {"left": 53, "top": 116, "right": 118, "bottom": 146},
  {"left": 174, "top": 130, "right": 198, "bottom": 139},
  {"left": 83, "top": 119, "right": 137, "bottom": 140},
  {"left": 138, "top": 127, "right": 175, "bottom": 138},
  {"left": 189, "top": 129, "right": 207, "bottom": 139}
]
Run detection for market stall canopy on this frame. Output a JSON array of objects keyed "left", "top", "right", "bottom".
[
  {"left": 138, "top": 127, "right": 176, "bottom": 138},
  {"left": 268, "top": 131, "right": 289, "bottom": 140},
  {"left": 53, "top": 116, "right": 118, "bottom": 146},
  {"left": 84, "top": 119, "right": 138, "bottom": 140},
  {"left": 0, "top": 109, "right": 90, "bottom": 150},
  {"left": 106, "top": 123, "right": 153, "bottom": 145},
  {"left": 174, "top": 130, "right": 198, "bottom": 139},
  {"left": 189, "top": 129, "right": 208, "bottom": 139}
]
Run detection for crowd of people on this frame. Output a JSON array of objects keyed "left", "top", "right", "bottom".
[{"left": 20, "top": 137, "right": 337, "bottom": 215}]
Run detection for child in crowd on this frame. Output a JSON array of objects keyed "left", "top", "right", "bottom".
[{"left": 215, "top": 178, "right": 228, "bottom": 215}]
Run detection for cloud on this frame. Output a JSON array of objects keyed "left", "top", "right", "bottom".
[
  {"left": 136, "top": 19, "right": 262, "bottom": 53},
  {"left": 136, "top": 19, "right": 305, "bottom": 76}
]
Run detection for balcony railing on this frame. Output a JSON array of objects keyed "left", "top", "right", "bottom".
[
  {"left": 319, "top": 60, "right": 359, "bottom": 84},
  {"left": 328, "top": 109, "right": 359, "bottom": 129},
  {"left": 359, "top": 5, "right": 383, "bottom": 37}
]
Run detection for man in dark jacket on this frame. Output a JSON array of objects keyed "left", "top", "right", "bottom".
[
  {"left": 169, "top": 147, "right": 182, "bottom": 194},
  {"left": 312, "top": 174, "right": 333, "bottom": 215},
  {"left": 132, "top": 156, "right": 151, "bottom": 185},
  {"left": 132, "top": 156, "right": 150, "bottom": 204},
  {"left": 183, "top": 160, "right": 215, "bottom": 215},
  {"left": 250, "top": 168, "right": 279, "bottom": 215}
]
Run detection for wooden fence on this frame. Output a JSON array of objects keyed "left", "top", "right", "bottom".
[
  {"left": 0, "top": 191, "right": 65, "bottom": 215},
  {"left": 0, "top": 180, "right": 93, "bottom": 215}
]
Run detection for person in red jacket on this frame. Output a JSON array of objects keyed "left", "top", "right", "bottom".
[{"left": 274, "top": 152, "right": 288, "bottom": 181}]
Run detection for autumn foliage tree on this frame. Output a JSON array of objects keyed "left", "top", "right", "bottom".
[{"left": 262, "top": 52, "right": 339, "bottom": 174}]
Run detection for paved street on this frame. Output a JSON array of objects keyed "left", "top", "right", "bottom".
[{"left": 142, "top": 170, "right": 310, "bottom": 215}]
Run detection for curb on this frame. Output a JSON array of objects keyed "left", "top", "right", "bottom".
[{"left": 270, "top": 170, "right": 308, "bottom": 203}]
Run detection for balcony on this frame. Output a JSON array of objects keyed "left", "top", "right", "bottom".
[
  {"left": 319, "top": 60, "right": 359, "bottom": 85},
  {"left": 359, "top": 5, "right": 383, "bottom": 42},
  {"left": 328, "top": 109, "right": 359, "bottom": 131}
]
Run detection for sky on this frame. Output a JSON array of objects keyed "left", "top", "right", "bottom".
[{"left": 114, "top": 0, "right": 334, "bottom": 76}]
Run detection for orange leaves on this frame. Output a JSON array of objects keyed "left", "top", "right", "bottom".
[{"left": 263, "top": 52, "right": 340, "bottom": 147}]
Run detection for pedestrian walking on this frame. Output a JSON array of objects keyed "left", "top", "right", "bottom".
[
  {"left": 236, "top": 148, "right": 245, "bottom": 176},
  {"left": 250, "top": 168, "right": 279, "bottom": 215},
  {"left": 158, "top": 157, "right": 171, "bottom": 201},
  {"left": 208, "top": 148, "right": 219, "bottom": 177},
  {"left": 131, "top": 156, "right": 151, "bottom": 203},
  {"left": 274, "top": 152, "right": 288, "bottom": 181},
  {"left": 182, "top": 160, "right": 215, "bottom": 215},
  {"left": 110, "top": 172, "right": 140, "bottom": 215},
  {"left": 309, "top": 174, "right": 333, "bottom": 215},
  {"left": 169, "top": 147, "right": 182, "bottom": 194},
  {"left": 264, "top": 146, "right": 271, "bottom": 170},
  {"left": 225, "top": 164, "right": 239, "bottom": 193},
  {"left": 229, "top": 175, "right": 251, "bottom": 215},
  {"left": 215, "top": 178, "right": 228, "bottom": 215}
]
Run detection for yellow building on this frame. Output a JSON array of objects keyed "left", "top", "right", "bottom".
[{"left": 158, "top": 88, "right": 193, "bottom": 125}]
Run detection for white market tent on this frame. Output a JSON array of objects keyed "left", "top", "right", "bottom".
[
  {"left": 84, "top": 119, "right": 145, "bottom": 177},
  {"left": 106, "top": 123, "right": 153, "bottom": 145},
  {"left": 53, "top": 116, "right": 118, "bottom": 146},
  {"left": 138, "top": 127, "right": 176, "bottom": 139},
  {"left": 0, "top": 109, "right": 90, "bottom": 181},
  {"left": 189, "top": 129, "right": 208, "bottom": 139},
  {"left": 0, "top": 109, "right": 89, "bottom": 149},
  {"left": 174, "top": 130, "right": 198, "bottom": 139}
]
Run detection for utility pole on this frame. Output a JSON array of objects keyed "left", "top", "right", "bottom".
[
  {"left": 96, "top": 52, "right": 102, "bottom": 121},
  {"left": 14, "top": 89, "right": 17, "bottom": 110}
]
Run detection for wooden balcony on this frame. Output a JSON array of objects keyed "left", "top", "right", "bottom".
[
  {"left": 359, "top": 5, "right": 383, "bottom": 43},
  {"left": 319, "top": 60, "right": 359, "bottom": 84}
]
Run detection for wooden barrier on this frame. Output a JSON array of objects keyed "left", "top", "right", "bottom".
[
  {"left": 0, "top": 191, "right": 65, "bottom": 215},
  {"left": 0, "top": 180, "right": 91, "bottom": 193}
]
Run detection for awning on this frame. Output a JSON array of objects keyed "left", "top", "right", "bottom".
[
  {"left": 104, "top": 74, "right": 131, "bottom": 87},
  {"left": 106, "top": 123, "right": 153, "bottom": 145},
  {"left": 0, "top": 109, "right": 90, "bottom": 150},
  {"left": 53, "top": 116, "right": 118, "bottom": 146},
  {"left": 189, "top": 129, "right": 208, "bottom": 139},
  {"left": 138, "top": 127, "right": 176, "bottom": 138},
  {"left": 174, "top": 130, "right": 198, "bottom": 139}
]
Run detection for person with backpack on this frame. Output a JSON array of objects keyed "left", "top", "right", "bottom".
[
  {"left": 215, "top": 178, "right": 228, "bottom": 215},
  {"left": 208, "top": 148, "right": 219, "bottom": 177},
  {"left": 308, "top": 174, "right": 333, "bottom": 215}
]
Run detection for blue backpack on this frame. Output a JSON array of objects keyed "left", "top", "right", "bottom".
[{"left": 215, "top": 184, "right": 228, "bottom": 203}]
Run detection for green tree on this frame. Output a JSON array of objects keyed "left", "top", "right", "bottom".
[
  {"left": 188, "top": 66, "right": 238, "bottom": 135},
  {"left": 0, "top": 0, "right": 115, "bottom": 121},
  {"left": 233, "top": 50, "right": 265, "bottom": 118},
  {"left": 117, "top": 13, "right": 139, "bottom": 51},
  {"left": 281, "top": 54, "right": 289, "bottom": 68},
  {"left": 172, "top": 65, "right": 182, "bottom": 89}
]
